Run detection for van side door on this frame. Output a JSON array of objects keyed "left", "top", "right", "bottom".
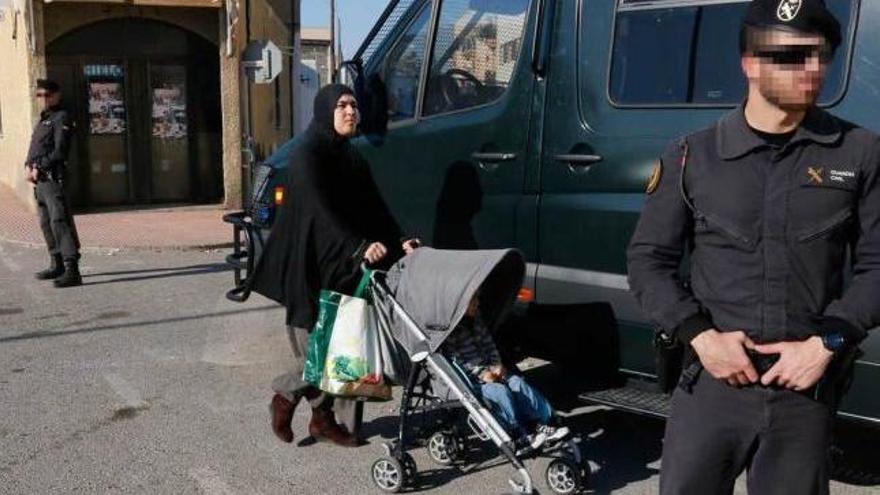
[
  {"left": 538, "top": 0, "right": 857, "bottom": 376},
  {"left": 357, "top": 0, "right": 538, "bottom": 253},
  {"left": 537, "top": 0, "right": 767, "bottom": 375}
]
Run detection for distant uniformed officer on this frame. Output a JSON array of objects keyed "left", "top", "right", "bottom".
[
  {"left": 25, "top": 79, "right": 81, "bottom": 288},
  {"left": 627, "top": 1, "right": 880, "bottom": 494}
]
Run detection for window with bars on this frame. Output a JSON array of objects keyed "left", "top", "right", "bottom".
[
  {"left": 422, "top": 0, "right": 530, "bottom": 116},
  {"left": 380, "top": 3, "right": 431, "bottom": 122}
]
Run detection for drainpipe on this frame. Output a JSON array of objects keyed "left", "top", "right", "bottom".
[
  {"left": 290, "top": 0, "right": 299, "bottom": 135},
  {"left": 244, "top": 0, "right": 253, "bottom": 140}
]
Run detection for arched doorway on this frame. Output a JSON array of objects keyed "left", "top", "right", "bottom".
[{"left": 47, "top": 18, "right": 222, "bottom": 208}]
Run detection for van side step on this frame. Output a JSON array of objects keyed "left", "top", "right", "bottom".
[{"left": 579, "top": 387, "right": 671, "bottom": 419}]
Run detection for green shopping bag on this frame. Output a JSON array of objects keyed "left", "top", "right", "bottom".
[
  {"left": 302, "top": 290, "right": 343, "bottom": 387},
  {"left": 304, "top": 269, "right": 391, "bottom": 401}
]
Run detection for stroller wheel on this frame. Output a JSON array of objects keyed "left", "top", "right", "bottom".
[
  {"left": 545, "top": 458, "right": 582, "bottom": 495},
  {"left": 371, "top": 457, "right": 406, "bottom": 493},
  {"left": 427, "top": 431, "right": 459, "bottom": 466}
]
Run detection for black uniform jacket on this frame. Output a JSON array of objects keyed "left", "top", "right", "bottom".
[
  {"left": 628, "top": 105, "right": 880, "bottom": 345},
  {"left": 25, "top": 105, "right": 73, "bottom": 177},
  {"left": 248, "top": 85, "right": 404, "bottom": 330}
]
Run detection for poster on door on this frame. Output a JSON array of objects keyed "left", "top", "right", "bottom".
[
  {"left": 88, "top": 82, "right": 126, "bottom": 135},
  {"left": 152, "top": 86, "right": 187, "bottom": 139}
]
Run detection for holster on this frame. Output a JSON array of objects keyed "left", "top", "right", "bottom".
[{"left": 655, "top": 329, "right": 688, "bottom": 393}]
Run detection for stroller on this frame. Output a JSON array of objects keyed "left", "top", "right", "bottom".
[{"left": 367, "top": 248, "right": 589, "bottom": 494}]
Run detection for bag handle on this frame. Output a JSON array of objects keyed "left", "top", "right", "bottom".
[{"left": 353, "top": 269, "right": 373, "bottom": 298}]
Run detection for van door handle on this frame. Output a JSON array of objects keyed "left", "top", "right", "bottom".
[
  {"left": 472, "top": 152, "right": 517, "bottom": 172},
  {"left": 472, "top": 152, "right": 517, "bottom": 162},
  {"left": 553, "top": 154, "right": 603, "bottom": 174}
]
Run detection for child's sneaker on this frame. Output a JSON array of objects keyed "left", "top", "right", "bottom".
[
  {"left": 529, "top": 430, "right": 548, "bottom": 450},
  {"left": 515, "top": 434, "right": 536, "bottom": 455},
  {"left": 532, "top": 424, "right": 569, "bottom": 448}
]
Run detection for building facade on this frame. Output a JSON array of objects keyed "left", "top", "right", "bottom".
[
  {"left": 0, "top": 0, "right": 301, "bottom": 211},
  {"left": 294, "top": 26, "right": 330, "bottom": 134}
]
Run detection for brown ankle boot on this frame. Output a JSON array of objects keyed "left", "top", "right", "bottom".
[
  {"left": 308, "top": 407, "right": 359, "bottom": 447},
  {"left": 269, "top": 394, "right": 297, "bottom": 443}
]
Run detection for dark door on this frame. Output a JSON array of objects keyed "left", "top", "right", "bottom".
[
  {"left": 82, "top": 62, "right": 132, "bottom": 206},
  {"left": 47, "top": 17, "right": 221, "bottom": 208},
  {"left": 148, "top": 63, "right": 191, "bottom": 202},
  {"left": 358, "top": 0, "right": 536, "bottom": 251}
]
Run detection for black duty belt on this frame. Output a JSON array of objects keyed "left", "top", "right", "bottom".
[{"left": 746, "top": 349, "right": 780, "bottom": 375}]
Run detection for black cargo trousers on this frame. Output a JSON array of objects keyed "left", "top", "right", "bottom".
[
  {"left": 34, "top": 179, "right": 80, "bottom": 262},
  {"left": 659, "top": 370, "right": 831, "bottom": 495}
]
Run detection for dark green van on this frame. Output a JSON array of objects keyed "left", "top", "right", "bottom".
[{"left": 229, "top": 0, "right": 879, "bottom": 425}]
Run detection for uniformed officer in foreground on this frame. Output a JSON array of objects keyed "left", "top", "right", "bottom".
[
  {"left": 628, "top": 1, "right": 880, "bottom": 493},
  {"left": 25, "top": 79, "right": 81, "bottom": 288}
]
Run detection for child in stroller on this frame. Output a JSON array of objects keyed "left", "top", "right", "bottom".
[
  {"left": 369, "top": 248, "right": 588, "bottom": 494},
  {"left": 442, "top": 289, "right": 570, "bottom": 452}
]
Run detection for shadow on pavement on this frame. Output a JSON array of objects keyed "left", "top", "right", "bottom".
[
  {"left": 0, "top": 304, "right": 279, "bottom": 344},
  {"left": 355, "top": 360, "right": 880, "bottom": 493},
  {"left": 521, "top": 363, "right": 664, "bottom": 494},
  {"left": 356, "top": 362, "right": 663, "bottom": 494},
  {"left": 81, "top": 263, "right": 230, "bottom": 286},
  {"left": 361, "top": 415, "right": 401, "bottom": 441}
]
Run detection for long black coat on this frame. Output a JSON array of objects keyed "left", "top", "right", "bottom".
[{"left": 249, "top": 85, "right": 404, "bottom": 329}]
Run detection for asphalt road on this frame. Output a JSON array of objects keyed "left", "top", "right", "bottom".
[{"left": 0, "top": 240, "right": 878, "bottom": 494}]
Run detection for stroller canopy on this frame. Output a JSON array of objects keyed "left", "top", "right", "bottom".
[{"left": 384, "top": 248, "right": 525, "bottom": 353}]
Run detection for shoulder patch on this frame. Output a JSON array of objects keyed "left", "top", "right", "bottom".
[{"left": 646, "top": 160, "right": 663, "bottom": 195}]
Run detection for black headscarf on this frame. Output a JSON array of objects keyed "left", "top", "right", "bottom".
[{"left": 249, "top": 84, "right": 404, "bottom": 329}]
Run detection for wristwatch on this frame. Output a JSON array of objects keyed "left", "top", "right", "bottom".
[{"left": 821, "top": 332, "right": 847, "bottom": 353}]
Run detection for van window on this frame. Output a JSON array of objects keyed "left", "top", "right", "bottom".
[
  {"left": 381, "top": 4, "right": 431, "bottom": 122},
  {"left": 609, "top": 0, "right": 854, "bottom": 106},
  {"left": 423, "top": 0, "right": 530, "bottom": 116},
  {"left": 360, "top": 0, "right": 420, "bottom": 69}
]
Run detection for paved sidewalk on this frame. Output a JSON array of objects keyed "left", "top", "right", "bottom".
[{"left": 0, "top": 183, "right": 234, "bottom": 251}]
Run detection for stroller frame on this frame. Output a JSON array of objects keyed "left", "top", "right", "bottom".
[{"left": 369, "top": 269, "right": 588, "bottom": 494}]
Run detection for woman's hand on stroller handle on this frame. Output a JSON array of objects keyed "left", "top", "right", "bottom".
[
  {"left": 363, "top": 242, "right": 388, "bottom": 265},
  {"left": 402, "top": 238, "right": 422, "bottom": 255}
]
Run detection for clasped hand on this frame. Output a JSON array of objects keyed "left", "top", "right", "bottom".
[{"left": 691, "top": 329, "right": 833, "bottom": 391}]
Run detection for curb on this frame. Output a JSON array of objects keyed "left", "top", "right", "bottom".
[{"left": 0, "top": 235, "right": 234, "bottom": 254}]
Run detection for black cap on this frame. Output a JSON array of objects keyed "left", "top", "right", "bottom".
[
  {"left": 36, "top": 79, "right": 60, "bottom": 93},
  {"left": 743, "top": 0, "right": 842, "bottom": 50}
]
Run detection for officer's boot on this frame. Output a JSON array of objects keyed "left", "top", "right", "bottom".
[
  {"left": 35, "top": 254, "right": 65, "bottom": 280},
  {"left": 53, "top": 260, "right": 82, "bottom": 288}
]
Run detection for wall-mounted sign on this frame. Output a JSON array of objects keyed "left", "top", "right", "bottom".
[{"left": 243, "top": 40, "right": 283, "bottom": 84}]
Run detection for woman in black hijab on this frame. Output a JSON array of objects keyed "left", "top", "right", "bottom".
[{"left": 251, "top": 84, "right": 419, "bottom": 447}]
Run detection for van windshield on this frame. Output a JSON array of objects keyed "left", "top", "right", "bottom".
[{"left": 609, "top": 0, "right": 855, "bottom": 106}]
